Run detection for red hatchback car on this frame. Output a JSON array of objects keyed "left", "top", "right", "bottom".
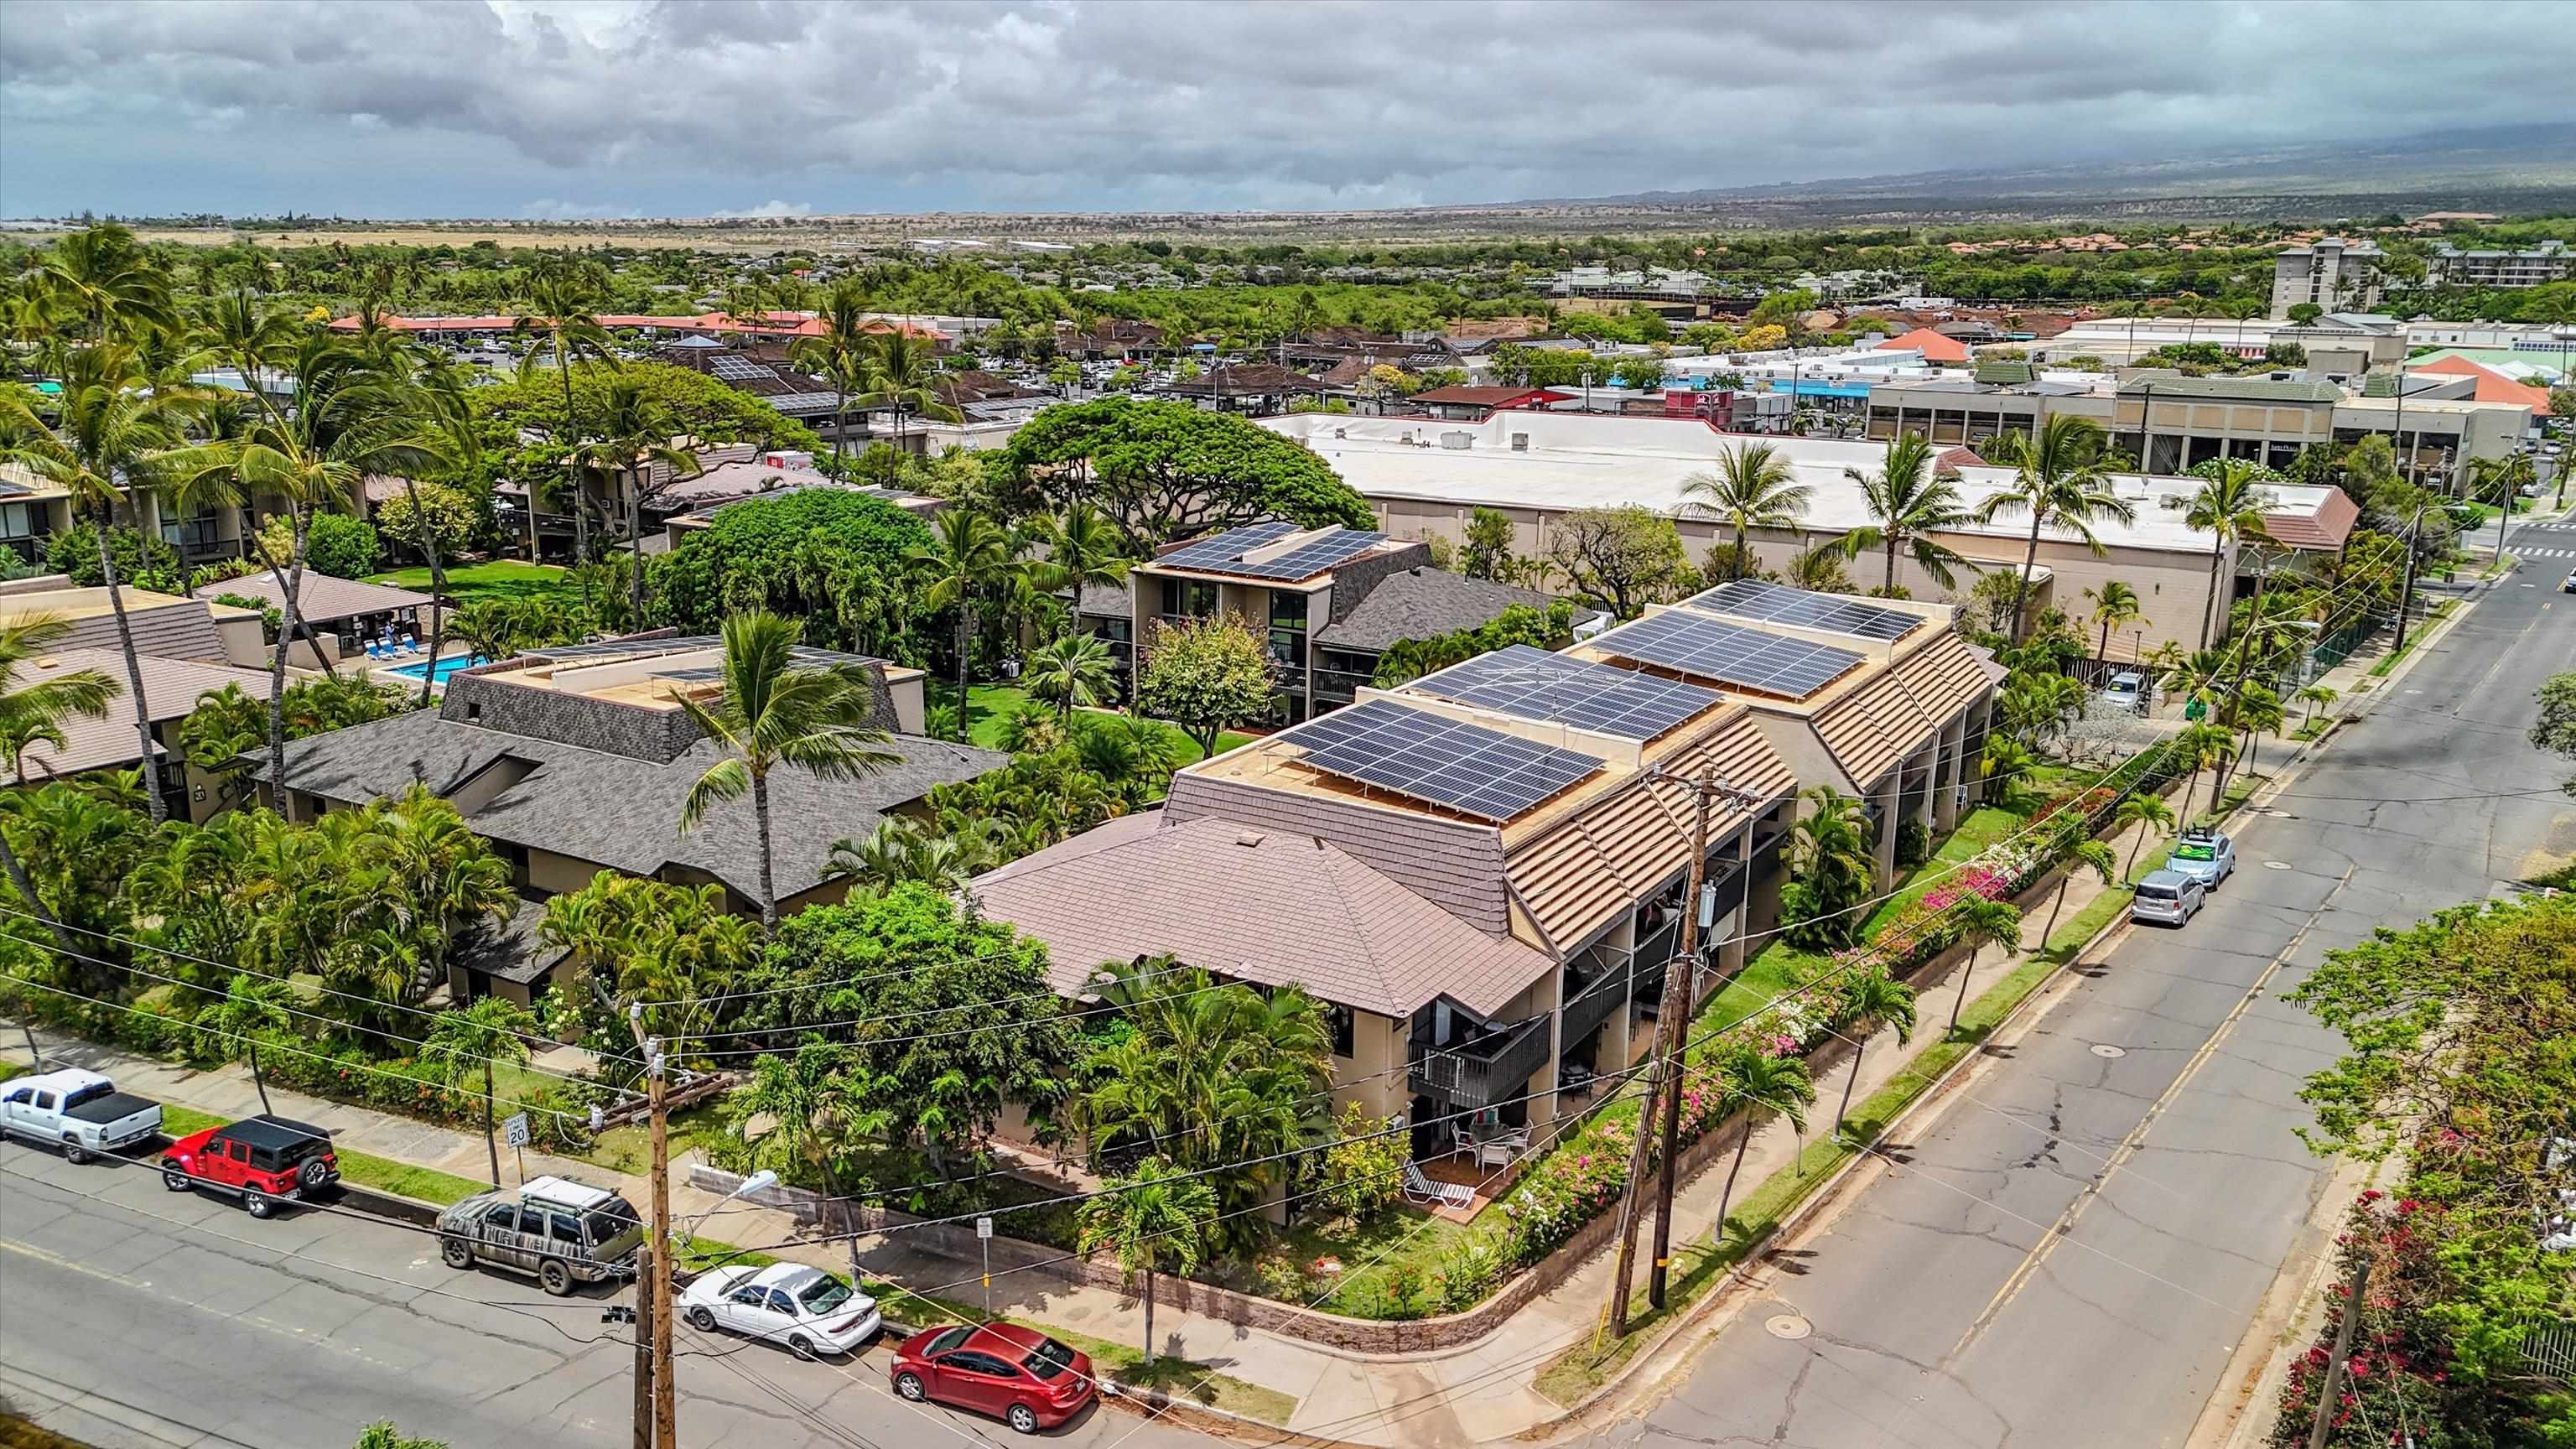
[{"left": 891, "top": 1322, "right": 1095, "bottom": 1434}]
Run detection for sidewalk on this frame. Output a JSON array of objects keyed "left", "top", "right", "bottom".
[{"left": 0, "top": 809, "right": 2150, "bottom": 1449}]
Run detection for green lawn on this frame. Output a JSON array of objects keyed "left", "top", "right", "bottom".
[
  {"left": 366, "top": 559, "right": 579, "bottom": 607},
  {"left": 946, "top": 682, "right": 1257, "bottom": 763}
]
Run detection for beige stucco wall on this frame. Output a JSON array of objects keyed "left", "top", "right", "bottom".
[
  {"left": 528, "top": 847, "right": 608, "bottom": 899},
  {"left": 1337, "top": 1009, "right": 1410, "bottom": 1122}
]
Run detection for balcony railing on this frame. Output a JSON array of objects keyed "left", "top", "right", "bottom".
[
  {"left": 1410, "top": 1013, "right": 1551, "bottom": 1110},
  {"left": 1560, "top": 956, "right": 1632, "bottom": 1050}
]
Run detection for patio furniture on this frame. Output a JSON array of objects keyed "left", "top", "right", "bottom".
[
  {"left": 1474, "top": 1140, "right": 1517, "bottom": 1171},
  {"left": 1401, "top": 1161, "right": 1473, "bottom": 1211}
]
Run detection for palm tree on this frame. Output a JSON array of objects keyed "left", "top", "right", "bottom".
[
  {"left": 2296, "top": 683, "right": 2338, "bottom": 731},
  {"left": 400, "top": 351, "right": 481, "bottom": 708},
  {"left": 37, "top": 223, "right": 175, "bottom": 343},
  {"left": 1706, "top": 1043, "right": 1815, "bottom": 1244},
  {"left": 672, "top": 612, "right": 898, "bottom": 933},
  {"left": 1075, "top": 1154, "right": 1217, "bottom": 1366},
  {"left": 1784, "top": 539, "right": 1854, "bottom": 593},
  {"left": 726, "top": 1041, "right": 864, "bottom": 1198},
  {"left": 200, "top": 974, "right": 297, "bottom": 1115},
  {"left": 367, "top": 783, "right": 514, "bottom": 1005},
  {"left": 0, "top": 345, "right": 199, "bottom": 823},
  {"left": 0, "top": 611, "right": 117, "bottom": 943},
  {"left": 1829, "top": 969, "right": 1915, "bottom": 1138},
  {"left": 565, "top": 372, "right": 699, "bottom": 627},
  {"left": 512, "top": 267, "right": 617, "bottom": 591},
  {"left": 1785, "top": 785, "right": 1877, "bottom": 947},
  {"left": 2112, "top": 793, "right": 2177, "bottom": 880},
  {"left": 1841, "top": 430, "right": 1974, "bottom": 594},
  {"left": 859, "top": 327, "right": 963, "bottom": 452},
  {"left": 1945, "top": 896, "right": 2024, "bottom": 1034},
  {"left": 1023, "top": 632, "right": 1118, "bottom": 720},
  {"left": 2168, "top": 720, "right": 2236, "bottom": 827},
  {"left": 1681, "top": 443, "right": 1810, "bottom": 581},
  {"left": 422, "top": 994, "right": 538, "bottom": 1187},
  {"left": 2083, "top": 580, "right": 2146, "bottom": 663},
  {"left": 1979, "top": 734, "right": 2035, "bottom": 807},
  {"left": 1977, "top": 415, "right": 2133, "bottom": 643},
  {"left": 2184, "top": 460, "right": 2276, "bottom": 648},
  {"left": 911, "top": 509, "right": 1013, "bottom": 742},
  {"left": 1039, "top": 505, "right": 1134, "bottom": 642},
  {"left": 2216, "top": 682, "right": 2287, "bottom": 801},
  {"left": 822, "top": 817, "right": 991, "bottom": 895},
  {"left": 789, "top": 282, "right": 875, "bottom": 460},
  {"left": 2038, "top": 839, "right": 2118, "bottom": 949}
]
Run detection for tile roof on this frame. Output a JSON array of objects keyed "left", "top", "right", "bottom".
[
  {"left": 216, "top": 572, "right": 437, "bottom": 626},
  {"left": 1873, "top": 329, "right": 1971, "bottom": 364},
  {"left": 1806, "top": 632, "right": 2002, "bottom": 789},
  {"left": 267, "top": 709, "right": 1005, "bottom": 905},
  {"left": 969, "top": 813, "right": 1552, "bottom": 1017},
  {"left": 3, "top": 647, "right": 279, "bottom": 784},
  {"left": 2412, "top": 356, "right": 2554, "bottom": 415},
  {"left": 1312, "top": 567, "right": 1597, "bottom": 654},
  {"left": 1503, "top": 709, "right": 1798, "bottom": 951},
  {"left": 2259, "top": 486, "right": 2361, "bottom": 552}
]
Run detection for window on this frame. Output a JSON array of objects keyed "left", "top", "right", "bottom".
[
  {"left": 766, "top": 1289, "right": 797, "bottom": 1316},
  {"left": 32, "top": 1092, "right": 54, "bottom": 1111},
  {"left": 922, "top": 1326, "right": 973, "bottom": 1357},
  {"left": 1158, "top": 578, "right": 1215, "bottom": 619},
  {"left": 1268, "top": 590, "right": 1307, "bottom": 631},
  {"left": 953, "top": 1352, "right": 1016, "bottom": 1378},
  {"left": 224, "top": 1139, "right": 247, "bottom": 1163},
  {"left": 728, "top": 1284, "right": 768, "bottom": 1306},
  {"left": 796, "top": 1276, "right": 854, "bottom": 1315},
  {"left": 1023, "top": 1338, "right": 1078, "bottom": 1381},
  {"left": 549, "top": 1212, "right": 584, "bottom": 1244},
  {"left": 486, "top": 1202, "right": 524, "bottom": 1232},
  {"left": 0, "top": 502, "right": 36, "bottom": 541},
  {"left": 1324, "top": 1002, "right": 1356, "bottom": 1060},
  {"left": 2, "top": 1088, "right": 28, "bottom": 1105}
]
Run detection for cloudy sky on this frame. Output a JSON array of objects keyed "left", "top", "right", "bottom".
[{"left": 2, "top": 0, "right": 2568, "bottom": 220}]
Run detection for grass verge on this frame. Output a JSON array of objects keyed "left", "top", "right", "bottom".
[
  {"left": 2367, "top": 600, "right": 2456, "bottom": 678},
  {"left": 365, "top": 559, "right": 578, "bottom": 607},
  {"left": 1533, "top": 852, "right": 2136, "bottom": 1408},
  {"left": 945, "top": 682, "right": 1256, "bottom": 763}
]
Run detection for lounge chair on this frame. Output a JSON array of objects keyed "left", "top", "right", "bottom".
[{"left": 1401, "top": 1161, "right": 1474, "bottom": 1211}]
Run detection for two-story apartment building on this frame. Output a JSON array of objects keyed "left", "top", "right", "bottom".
[
  {"left": 976, "top": 584, "right": 1995, "bottom": 1175},
  {"left": 264, "top": 633, "right": 1006, "bottom": 1004},
  {"left": 1079, "top": 523, "right": 1596, "bottom": 725}
]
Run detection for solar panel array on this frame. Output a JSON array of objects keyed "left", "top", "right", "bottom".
[
  {"left": 1285, "top": 699, "right": 1602, "bottom": 821},
  {"left": 527, "top": 636, "right": 721, "bottom": 662},
  {"left": 709, "top": 356, "right": 780, "bottom": 383},
  {"left": 1154, "top": 522, "right": 1301, "bottom": 574},
  {"left": 652, "top": 646, "right": 881, "bottom": 685},
  {"left": 1688, "top": 579, "right": 1922, "bottom": 641},
  {"left": 1592, "top": 611, "right": 1866, "bottom": 699},
  {"left": 1153, "top": 523, "right": 1387, "bottom": 580},
  {"left": 1415, "top": 645, "right": 1718, "bottom": 740},
  {"left": 761, "top": 392, "right": 847, "bottom": 414}
]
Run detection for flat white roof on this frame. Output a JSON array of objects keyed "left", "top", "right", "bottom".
[{"left": 1261, "top": 410, "right": 2345, "bottom": 556}]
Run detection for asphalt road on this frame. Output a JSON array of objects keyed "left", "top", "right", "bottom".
[
  {"left": 0, "top": 1140, "right": 1209, "bottom": 1449},
  {"left": 1597, "top": 547, "right": 2575, "bottom": 1449}
]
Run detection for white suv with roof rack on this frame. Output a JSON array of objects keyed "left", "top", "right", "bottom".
[{"left": 436, "top": 1175, "right": 644, "bottom": 1296}]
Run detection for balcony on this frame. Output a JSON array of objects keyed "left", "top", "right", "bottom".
[
  {"left": 1410, "top": 1012, "right": 1551, "bottom": 1110},
  {"left": 1559, "top": 954, "right": 1632, "bottom": 1050}
]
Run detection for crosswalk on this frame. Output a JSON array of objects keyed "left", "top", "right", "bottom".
[{"left": 2509, "top": 522, "right": 2576, "bottom": 558}]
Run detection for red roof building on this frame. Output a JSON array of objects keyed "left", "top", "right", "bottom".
[
  {"left": 1873, "top": 328, "right": 1972, "bottom": 365},
  {"left": 2413, "top": 356, "right": 2554, "bottom": 416},
  {"left": 1408, "top": 385, "right": 1574, "bottom": 420}
]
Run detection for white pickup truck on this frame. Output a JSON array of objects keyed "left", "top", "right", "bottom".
[{"left": 1, "top": 1067, "right": 164, "bottom": 1163}]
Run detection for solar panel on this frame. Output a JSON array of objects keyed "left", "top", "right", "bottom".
[
  {"left": 761, "top": 392, "right": 848, "bottom": 413},
  {"left": 1242, "top": 530, "right": 1386, "bottom": 579},
  {"left": 1592, "top": 611, "right": 1865, "bottom": 699},
  {"left": 1687, "top": 579, "right": 1922, "bottom": 641},
  {"left": 530, "top": 635, "right": 721, "bottom": 662},
  {"left": 1284, "top": 699, "right": 1602, "bottom": 821},
  {"left": 1155, "top": 522, "right": 1302, "bottom": 572},
  {"left": 709, "top": 356, "right": 779, "bottom": 383},
  {"left": 1416, "top": 645, "right": 1717, "bottom": 740}
]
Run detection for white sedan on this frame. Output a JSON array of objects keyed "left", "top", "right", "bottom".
[{"left": 680, "top": 1264, "right": 881, "bottom": 1358}]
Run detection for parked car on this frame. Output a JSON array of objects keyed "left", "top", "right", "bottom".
[
  {"left": 437, "top": 1175, "right": 642, "bottom": 1296},
  {"left": 890, "top": 1322, "right": 1096, "bottom": 1434},
  {"left": 680, "top": 1263, "right": 880, "bottom": 1358},
  {"left": 0, "top": 1067, "right": 162, "bottom": 1164},
  {"left": 2129, "top": 870, "right": 2206, "bottom": 928},
  {"left": 2165, "top": 825, "right": 2237, "bottom": 890},
  {"left": 2562, "top": 567, "right": 2575, "bottom": 595},
  {"left": 159, "top": 1114, "right": 338, "bottom": 1218},
  {"left": 2097, "top": 671, "right": 2146, "bottom": 714}
]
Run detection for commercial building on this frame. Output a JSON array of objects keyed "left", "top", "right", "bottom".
[
  {"left": 1080, "top": 523, "right": 1595, "bottom": 725},
  {"left": 974, "top": 584, "right": 1992, "bottom": 1162},
  {"left": 1262, "top": 410, "right": 2360, "bottom": 658},
  {"left": 2270, "top": 237, "right": 2386, "bottom": 319},
  {"left": 2428, "top": 239, "right": 2573, "bottom": 289},
  {"left": 265, "top": 633, "right": 1004, "bottom": 1002}
]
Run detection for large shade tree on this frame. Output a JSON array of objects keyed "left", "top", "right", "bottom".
[{"left": 997, "top": 397, "right": 1374, "bottom": 548}]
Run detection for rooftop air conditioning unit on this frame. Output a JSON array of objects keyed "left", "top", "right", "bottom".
[
  {"left": 2158, "top": 494, "right": 2190, "bottom": 511},
  {"left": 1441, "top": 430, "right": 1475, "bottom": 450},
  {"left": 1399, "top": 430, "right": 1416, "bottom": 445},
  {"left": 1333, "top": 427, "right": 1348, "bottom": 439},
  {"left": 1511, "top": 432, "right": 1530, "bottom": 451}
]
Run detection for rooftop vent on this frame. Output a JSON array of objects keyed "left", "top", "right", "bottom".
[
  {"left": 1510, "top": 432, "right": 1530, "bottom": 451},
  {"left": 1441, "top": 430, "right": 1475, "bottom": 450},
  {"left": 1235, "top": 830, "right": 1266, "bottom": 848}
]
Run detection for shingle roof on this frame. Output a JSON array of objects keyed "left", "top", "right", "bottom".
[
  {"left": 969, "top": 813, "right": 1552, "bottom": 1017},
  {"left": 1504, "top": 709, "right": 1798, "bottom": 951},
  {"left": 266, "top": 709, "right": 1006, "bottom": 905},
  {"left": 216, "top": 572, "right": 436, "bottom": 626},
  {"left": 0, "top": 587, "right": 230, "bottom": 662},
  {"left": 1313, "top": 567, "right": 1598, "bottom": 654},
  {"left": 3, "top": 647, "right": 278, "bottom": 784}
]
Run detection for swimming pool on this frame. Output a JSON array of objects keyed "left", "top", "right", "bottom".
[{"left": 386, "top": 653, "right": 485, "bottom": 684}]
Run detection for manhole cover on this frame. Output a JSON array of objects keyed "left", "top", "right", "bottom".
[
  {"left": 2090, "top": 1043, "right": 2127, "bottom": 1059},
  {"left": 2264, "top": 860, "right": 2293, "bottom": 870},
  {"left": 1765, "top": 1315, "right": 1813, "bottom": 1340}
]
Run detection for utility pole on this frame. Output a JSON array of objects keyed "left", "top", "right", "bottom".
[
  {"left": 2306, "top": 1244, "right": 2376, "bottom": 1449},
  {"left": 2391, "top": 502, "right": 2424, "bottom": 657},
  {"left": 626, "top": 1004, "right": 677, "bottom": 1449},
  {"left": 1648, "top": 784, "right": 1718, "bottom": 1310}
]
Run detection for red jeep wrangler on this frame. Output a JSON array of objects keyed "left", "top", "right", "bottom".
[{"left": 160, "top": 1114, "right": 340, "bottom": 1219}]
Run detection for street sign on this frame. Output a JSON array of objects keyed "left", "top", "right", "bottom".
[
  {"left": 976, "top": 1216, "right": 994, "bottom": 1240},
  {"left": 502, "top": 1113, "right": 532, "bottom": 1148}
]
